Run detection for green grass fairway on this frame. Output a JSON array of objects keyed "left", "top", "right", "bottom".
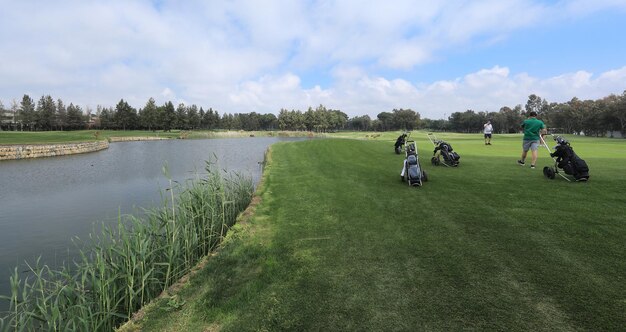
[
  {"left": 125, "top": 133, "right": 626, "bottom": 331},
  {"left": 0, "top": 130, "right": 181, "bottom": 144},
  {"left": 0, "top": 130, "right": 315, "bottom": 145}
]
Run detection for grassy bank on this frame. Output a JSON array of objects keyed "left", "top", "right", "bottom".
[
  {"left": 123, "top": 132, "right": 626, "bottom": 331},
  {"left": 0, "top": 165, "right": 253, "bottom": 331},
  {"left": 0, "top": 130, "right": 320, "bottom": 145},
  {"left": 0, "top": 130, "right": 180, "bottom": 144}
]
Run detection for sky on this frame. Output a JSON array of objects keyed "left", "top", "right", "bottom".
[{"left": 1, "top": 0, "right": 625, "bottom": 119}]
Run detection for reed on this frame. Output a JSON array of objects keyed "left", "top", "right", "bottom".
[{"left": 0, "top": 162, "right": 253, "bottom": 331}]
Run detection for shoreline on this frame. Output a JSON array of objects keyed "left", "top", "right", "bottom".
[
  {"left": 107, "top": 136, "right": 170, "bottom": 142},
  {"left": 0, "top": 131, "right": 323, "bottom": 161},
  {"left": 0, "top": 141, "right": 110, "bottom": 161},
  {"left": 116, "top": 146, "right": 274, "bottom": 331}
]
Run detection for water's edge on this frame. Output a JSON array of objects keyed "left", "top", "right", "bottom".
[{"left": 0, "top": 141, "right": 109, "bottom": 160}]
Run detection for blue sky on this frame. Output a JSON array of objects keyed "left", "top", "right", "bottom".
[{"left": 1, "top": 0, "right": 625, "bottom": 119}]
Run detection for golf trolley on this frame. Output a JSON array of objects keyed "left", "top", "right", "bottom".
[
  {"left": 427, "top": 133, "right": 460, "bottom": 167},
  {"left": 394, "top": 131, "right": 409, "bottom": 154},
  {"left": 541, "top": 135, "right": 589, "bottom": 182},
  {"left": 401, "top": 140, "right": 428, "bottom": 186}
]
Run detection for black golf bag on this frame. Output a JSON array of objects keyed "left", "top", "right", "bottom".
[
  {"left": 543, "top": 136, "right": 589, "bottom": 181},
  {"left": 431, "top": 141, "right": 460, "bottom": 167},
  {"left": 394, "top": 133, "right": 407, "bottom": 154},
  {"left": 402, "top": 141, "right": 428, "bottom": 186}
]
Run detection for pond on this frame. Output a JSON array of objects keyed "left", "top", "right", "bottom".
[{"left": 0, "top": 137, "right": 304, "bottom": 311}]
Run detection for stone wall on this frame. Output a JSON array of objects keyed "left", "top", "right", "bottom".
[
  {"left": 108, "top": 136, "right": 169, "bottom": 142},
  {"left": 0, "top": 141, "right": 109, "bottom": 161}
]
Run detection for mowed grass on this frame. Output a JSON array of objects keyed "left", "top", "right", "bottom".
[
  {"left": 0, "top": 130, "right": 315, "bottom": 145},
  {"left": 125, "top": 132, "right": 626, "bottom": 331},
  {"left": 0, "top": 130, "right": 180, "bottom": 144}
]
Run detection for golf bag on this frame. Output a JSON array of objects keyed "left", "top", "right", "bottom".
[
  {"left": 543, "top": 136, "right": 589, "bottom": 182},
  {"left": 402, "top": 141, "right": 428, "bottom": 186},
  {"left": 394, "top": 133, "right": 408, "bottom": 154},
  {"left": 427, "top": 133, "right": 460, "bottom": 167},
  {"left": 432, "top": 141, "right": 460, "bottom": 167}
]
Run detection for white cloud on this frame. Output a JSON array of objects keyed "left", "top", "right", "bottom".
[
  {"left": 0, "top": 0, "right": 625, "bottom": 119},
  {"left": 563, "top": 0, "right": 626, "bottom": 16},
  {"left": 380, "top": 41, "right": 433, "bottom": 69},
  {"left": 435, "top": 0, "right": 545, "bottom": 42},
  {"left": 463, "top": 66, "right": 510, "bottom": 89},
  {"left": 226, "top": 65, "right": 626, "bottom": 119},
  {"left": 161, "top": 88, "right": 175, "bottom": 100}
]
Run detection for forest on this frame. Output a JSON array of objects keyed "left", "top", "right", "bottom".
[{"left": 1, "top": 91, "right": 625, "bottom": 136}]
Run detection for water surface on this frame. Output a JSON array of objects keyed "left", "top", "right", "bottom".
[{"left": 0, "top": 137, "right": 302, "bottom": 311}]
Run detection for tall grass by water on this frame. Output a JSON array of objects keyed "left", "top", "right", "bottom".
[{"left": 0, "top": 162, "right": 253, "bottom": 331}]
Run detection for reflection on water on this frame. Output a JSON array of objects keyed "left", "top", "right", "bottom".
[{"left": 0, "top": 137, "right": 303, "bottom": 311}]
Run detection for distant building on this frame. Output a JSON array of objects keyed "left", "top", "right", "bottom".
[
  {"left": 547, "top": 127, "right": 564, "bottom": 135},
  {"left": 607, "top": 130, "right": 624, "bottom": 138},
  {"left": 1, "top": 109, "right": 16, "bottom": 130},
  {"left": 87, "top": 114, "right": 100, "bottom": 129},
  {"left": 1, "top": 109, "right": 14, "bottom": 123}
]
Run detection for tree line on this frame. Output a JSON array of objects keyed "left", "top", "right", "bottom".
[
  {"left": 1, "top": 91, "right": 625, "bottom": 136},
  {"left": 0, "top": 95, "right": 420, "bottom": 133},
  {"left": 435, "top": 91, "right": 626, "bottom": 136}
]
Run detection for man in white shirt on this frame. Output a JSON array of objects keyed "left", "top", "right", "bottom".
[{"left": 484, "top": 121, "right": 493, "bottom": 145}]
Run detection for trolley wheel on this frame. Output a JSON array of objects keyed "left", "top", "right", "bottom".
[
  {"left": 421, "top": 170, "right": 428, "bottom": 182},
  {"left": 431, "top": 157, "right": 439, "bottom": 166},
  {"left": 543, "top": 166, "right": 555, "bottom": 179}
]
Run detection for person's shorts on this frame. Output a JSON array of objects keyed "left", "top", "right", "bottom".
[
  {"left": 522, "top": 139, "right": 540, "bottom": 151},
  {"left": 484, "top": 133, "right": 492, "bottom": 138}
]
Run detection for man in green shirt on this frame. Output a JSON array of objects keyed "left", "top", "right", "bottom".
[{"left": 517, "top": 111, "right": 547, "bottom": 169}]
